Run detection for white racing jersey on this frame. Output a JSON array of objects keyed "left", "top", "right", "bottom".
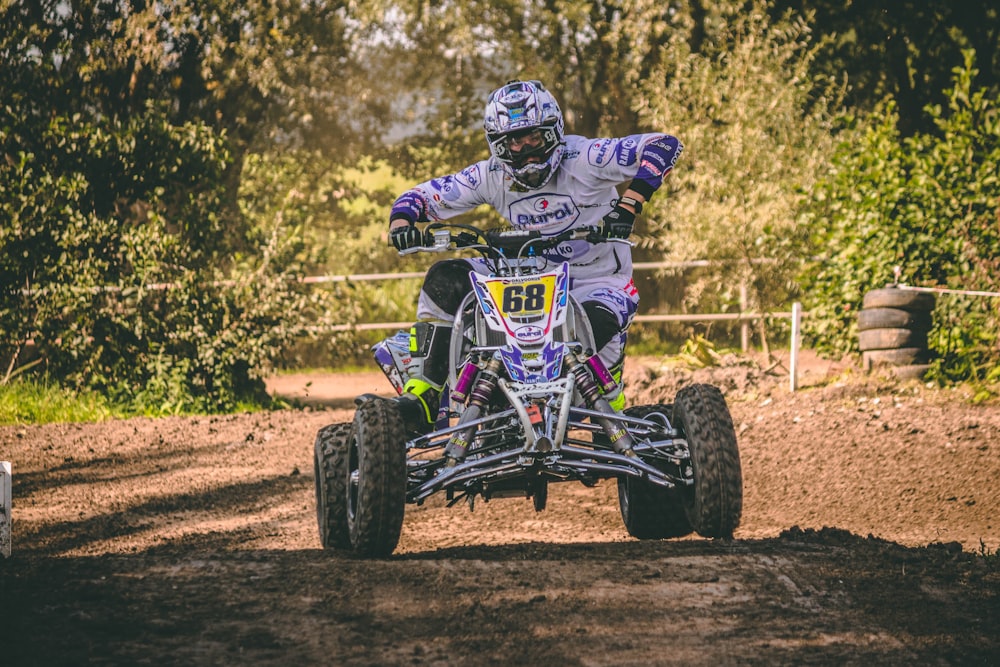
[
  {"left": 393, "top": 131, "right": 682, "bottom": 366},
  {"left": 395, "top": 133, "right": 681, "bottom": 282}
]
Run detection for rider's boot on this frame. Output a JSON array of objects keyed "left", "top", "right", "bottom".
[
  {"left": 395, "top": 321, "right": 452, "bottom": 433},
  {"left": 603, "top": 357, "right": 627, "bottom": 412}
]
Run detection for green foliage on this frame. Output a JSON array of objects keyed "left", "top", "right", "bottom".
[
  {"left": 676, "top": 335, "right": 724, "bottom": 369},
  {"left": 633, "top": 4, "right": 841, "bottom": 351},
  {"left": 0, "top": 96, "right": 341, "bottom": 412},
  {"left": 1, "top": 101, "right": 228, "bottom": 401},
  {"left": 804, "top": 51, "right": 1000, "bottom": 380},
  {"left": 0, "top": 1, "right": 398, "bottom": 413},
  {"left": 0, "top": 377, "right": 117, "bottom": 425},
  {"left": 237, "top": 150, "right": 429, "bottom": 368},
  {"left": 769, "top": 1, "right": 1000, "bottom": 136}
]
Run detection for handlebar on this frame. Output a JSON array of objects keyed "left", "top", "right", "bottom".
[
  {"left": 475, "top": 225, "right": 602, "bottom": 251},
  {"left": 399, "top": 222, "right": 630, "bottom": 259}
]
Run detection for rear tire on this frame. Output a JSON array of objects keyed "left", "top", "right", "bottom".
[
  {"left": 616, "top": 404, "right": 694, "bottom": 540},
  {"left": 673, "top": 385, "right": 742, "bottom": 539},
  {"left": 347, "top": 399, "right": 408, "bottom": 557},
  {"left": 314, "top": 422, "right": 353, "bottom": 549},
  {"left": 890, "top": 364, "right": 932, "bottom": 381},
  {"left": 862, "top": 347, "right": 931, "bottom": 369}
]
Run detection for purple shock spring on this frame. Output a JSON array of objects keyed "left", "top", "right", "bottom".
[{"left": 585, "top": 355, "right": 618, "bottom": 393}]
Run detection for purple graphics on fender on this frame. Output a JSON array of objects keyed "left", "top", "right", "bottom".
[{"left": 500, "top": 342, "right": 566, "bottom": 383}]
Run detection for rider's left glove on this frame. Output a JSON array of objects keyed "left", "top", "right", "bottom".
[
  {"left": 601, "top": 205, "right": 636, "bottom": 240},
  {"left": 390, "top": 221, "right": 423, "bottom": 251}
]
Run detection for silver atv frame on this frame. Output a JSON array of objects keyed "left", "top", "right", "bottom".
[{"left": 403, "top": 281, "right": 694, "bottom": 509}]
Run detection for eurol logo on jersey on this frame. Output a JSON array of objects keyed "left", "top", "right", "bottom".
[
  {"left": 587, "top": 138, "right": 615, "bottom": 167},
  {"left": 510, "top": 193, "right": 580, "bottom": 232},
  {"left": 428, "top": 175, "right": 462, "bottom": 202},
  {"left": 455, "top": 164, "right": 481, "bottom": 191}
]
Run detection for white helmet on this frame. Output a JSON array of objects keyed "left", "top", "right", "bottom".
[{"left": 484, "top": 80, "right": 565, "bottom": 189}]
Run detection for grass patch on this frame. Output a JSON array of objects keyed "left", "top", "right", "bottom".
[
  {"left": 0, "top": 378, "right": 278, "bottom": 426},
  {"left": 0, "top": 378, "right": 122, "bottom": 425}
]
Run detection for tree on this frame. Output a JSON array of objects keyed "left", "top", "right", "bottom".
[
  {"left": 631, "top": 4, "right": 842, "bottom": 352},
  {"left": 769, "top": 0, "right": 1000, "bottom": 135},
  {"left": 0, "top": 0, "right": 380, "bottom": 407}
]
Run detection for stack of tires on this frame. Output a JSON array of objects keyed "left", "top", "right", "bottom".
[{"left": 859, "top": 287, "right": 936, "bottom": 380}]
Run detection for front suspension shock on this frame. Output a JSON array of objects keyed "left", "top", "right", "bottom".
[
  {"left": 443, "top": 355, "right": 503, "bottom": 464},
  {"left": 569, "top": 354, "right": 635, "bottom": 456}
]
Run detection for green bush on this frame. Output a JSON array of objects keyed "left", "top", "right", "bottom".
[
  {"left": 804, "top": 51, "right": 1000, "bottom": 380},
  {"left": 0, "top": 106, "right": 318, "bottom": 411},
  {"left": 633, "top": 5, "right": 841, "bottom": 354}
]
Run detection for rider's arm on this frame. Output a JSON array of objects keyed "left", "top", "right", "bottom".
[
  {"left": 627, "top": 134, "right": 683, "bottom": 202},
  {"left": 389, "top": 190, "right": 427, "bottom": 232},
  {"left": 389, "top": 162, "right": 492, "bottom": 233},
  {"left": 583, "top": 133, "right": 681, "bottom": 240}
]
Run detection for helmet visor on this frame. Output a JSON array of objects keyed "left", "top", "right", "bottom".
[
  {"left": 491, "top": 127, "right": 559, "bottom": 169},
  {"left": 504, "top": 129, "right": 546, "bottom": 167}
]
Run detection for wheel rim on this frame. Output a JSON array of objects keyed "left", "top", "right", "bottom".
[
  {"left": 618, "top": 477, "right": 632, "bottom": 520},
  {"left": 314, "top": 451, "right": 325, "bottom": 536},
  {"left": 347, "top": 432, "right": 360, "bottom": 525}
]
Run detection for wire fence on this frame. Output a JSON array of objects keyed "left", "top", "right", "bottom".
[{"left": 287, "top": 259, "right": 794, "bottom": 337}]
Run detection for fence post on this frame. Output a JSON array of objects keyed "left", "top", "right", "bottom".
[
  {"left": 739, "top": 282, "right": 750, "bottom": 353},
  {"left": 790, "top": 302, "right": 802, "bottom": 392},
  {"left": 1, "top": 461, "right": 10, "bottom": 558}
]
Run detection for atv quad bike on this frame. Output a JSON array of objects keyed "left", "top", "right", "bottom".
[{"left": 315, "top": 223, "right": 742, "bottom": 557}]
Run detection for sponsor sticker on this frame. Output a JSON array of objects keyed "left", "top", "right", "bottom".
[
  {"left": 587, "top": 138, "right": 616, "bottom": 167},
  {"left": 429, "top": 175, "right": 462, "bottom": 201},
  {"left": 456, "top": 165, "right": 482, "bottom": 190},
  {"left": 509, "top": 193, "right": 580, "bottom": 232},
  {"left": 639, "top": 159, "right": 663, "bottom": 177},
  {"left": 616, "top": 137, "right": 639, "bottom": 166}
]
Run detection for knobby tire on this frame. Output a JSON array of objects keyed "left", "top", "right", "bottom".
[
  {"left": 314, "top": 422, "right": 353, "bottom": 549},
  {"left": 674, "top": 384, "right": 743, "bottom": 539},
  {"left": 348, "top": 399, "right": 407, "bottom": 557}
]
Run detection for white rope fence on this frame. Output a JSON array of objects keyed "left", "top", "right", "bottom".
[
  {"left": 894, "top": 284, "right": 1000, "bottom": 298},
  {"left": 891, "top": 266, "right": 1000, "bottom": 298}
]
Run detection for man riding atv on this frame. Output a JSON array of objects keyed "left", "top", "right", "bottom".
[{"left": 387, "top": 79, "right": 683, "bottom": 431}]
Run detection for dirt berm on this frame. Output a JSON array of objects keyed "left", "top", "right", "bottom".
[{"left": 1, "top": 354, "right": 997, "bottom": 665}]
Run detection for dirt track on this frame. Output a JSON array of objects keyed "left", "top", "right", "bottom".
[{"left": 1, "top": 356, "right": 998, "bottom": 665}]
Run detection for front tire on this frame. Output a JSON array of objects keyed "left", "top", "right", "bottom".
[
  {"left": 346, "top": 399, "right": 408, "bottom": 557},
  {"left": 616, "top": 404, "right": 694, "bottom": 540},
  {"left": 314, "top": 422, "right": 353, "bottom": 549},
  {"left": 673, "top": 385, "right": 742, "bottom": 538}
]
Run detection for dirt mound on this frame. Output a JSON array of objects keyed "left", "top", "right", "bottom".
[
  {"left": 626, "top": 353, "right": 771, "bottom": 401},
  {"left": 1, "top": 356, "right": 998, "bottom": 664}
]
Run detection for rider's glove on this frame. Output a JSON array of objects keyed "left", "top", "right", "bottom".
[
  {"left": 390, "top": 221, "right": 422, "bottom": 251},
  {"left": 601, "top": 204, "right": 636, "bottom": 240}
]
